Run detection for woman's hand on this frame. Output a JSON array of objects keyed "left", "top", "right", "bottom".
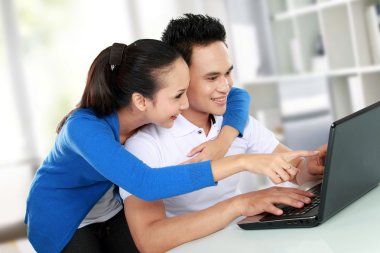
[
  {"left": 242, "top": 150, "right": 320, "bottom": 184},
  {"left": 231, "top": 187, "right": 314, "bottom": 217},
  {"left": 182, "top": 126, "right": 239, "bottom": 164},
  {"left": 182, "top": 138, "right": 227, "bottom": 164}
]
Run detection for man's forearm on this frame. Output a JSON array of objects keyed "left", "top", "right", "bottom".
[{"left": 137, "top": 199, "right": 240, "bottom": 253}]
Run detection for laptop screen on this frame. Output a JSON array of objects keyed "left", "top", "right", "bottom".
[{"left": 320, "top": 101, "right": 380, "bottom": 222}]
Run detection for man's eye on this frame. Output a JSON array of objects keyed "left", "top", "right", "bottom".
[{"left": 208, "top": 76, "right": 218, "bottom": 81}]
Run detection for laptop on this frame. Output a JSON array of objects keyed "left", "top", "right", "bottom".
[{"left": 238, "top": 100, "right": 380, "bottom": 230}]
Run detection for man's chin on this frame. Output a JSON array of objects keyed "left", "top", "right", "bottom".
[{"left": 210, "top": 109, "right": 226, "bottom": 116}]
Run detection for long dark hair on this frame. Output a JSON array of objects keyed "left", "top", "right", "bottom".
[{"left": 57, "top": 39, "right": 181, "bottom": 132}]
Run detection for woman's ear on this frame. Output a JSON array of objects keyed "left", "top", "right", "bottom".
[{"left": 131, "top": 92, "right": 148, "bottom": 112}]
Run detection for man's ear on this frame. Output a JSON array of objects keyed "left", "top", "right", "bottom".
[{"left": 131, "top": 93, "right": 148, "bottom": 111}]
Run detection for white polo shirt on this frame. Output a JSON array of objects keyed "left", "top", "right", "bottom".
[{"left": 119, "top": 114, "right": 279, "bottom": 217}]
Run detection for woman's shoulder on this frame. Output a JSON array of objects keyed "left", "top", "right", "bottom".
[
  {"left": 67, "top": 109, "right": 116, "bottom": 124},
  {"left": 63, "top": 109, "right": 118, "bottom": 137},
  {"left": 69, "top": 108, "right": 96, "bottom": 120}
]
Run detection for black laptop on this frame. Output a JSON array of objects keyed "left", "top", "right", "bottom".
[{"left": 238, "top": 100, "right": 380, "bottom": 230}]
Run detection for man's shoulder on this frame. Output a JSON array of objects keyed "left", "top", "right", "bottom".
[
  {"left": 127, "top": 123, "right": 169, "bottom": 145},
  {"left": 242, "top": 115, "right": 262, "bottom": 136},
  {"left": 135, "top": 124, "right": 168, "bottom": 136}
]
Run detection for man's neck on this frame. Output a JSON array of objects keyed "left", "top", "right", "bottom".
[{"left": 181, "top": 109, "right": 212, "bottom": 135}]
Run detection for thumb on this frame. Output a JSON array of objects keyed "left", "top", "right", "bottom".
[
  {"left": 187, "top": 142, "right": 207, "bottom": 157},
  {"left": 284, "top": 150, "right": 320, "bottom": 161}
]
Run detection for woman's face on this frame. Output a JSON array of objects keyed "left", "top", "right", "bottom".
[{"left": 145, "top": 58, "right": 190, "bottom": 128}]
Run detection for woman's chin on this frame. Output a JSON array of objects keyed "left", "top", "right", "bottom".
[{"left": 158, "top": 120, "right": 175, "bottom": 129}]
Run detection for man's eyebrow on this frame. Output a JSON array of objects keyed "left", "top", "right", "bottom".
[
  {"left": 204, "top": 71, "right": 220, "bottom": 77},
  {"left": 204, "top": 65, "right": 234, "bottom": 77}
]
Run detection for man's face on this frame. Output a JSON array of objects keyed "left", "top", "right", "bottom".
[{"left": 186, "top": 41, "right": 233, "bottom": 118}]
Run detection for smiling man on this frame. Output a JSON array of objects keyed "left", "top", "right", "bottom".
[{"left": 119, "top": 14, "right": 326, "bottom": 253}]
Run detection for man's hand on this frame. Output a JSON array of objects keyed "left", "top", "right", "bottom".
[
  {"left": 295, "top": 144, "right": 327, "bottom": 185},
  {"left": 232, "top": 187, "right": 314, "bottom": 217}
]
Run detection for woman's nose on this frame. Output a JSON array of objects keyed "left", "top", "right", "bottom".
[{"left": 180, "top": 94, "right": 189, "bottom": 110}]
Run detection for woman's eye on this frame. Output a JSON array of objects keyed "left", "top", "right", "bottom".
[
  {"left": 208, "top": 76, "right": 218, "bottom": 81},
  {"left": 175, "top": 93, "right": 183, "bottom": 99}
]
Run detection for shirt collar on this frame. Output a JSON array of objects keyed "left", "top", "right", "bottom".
[{"left": 171, "top": 114, "right": 218, "bottom": 137}]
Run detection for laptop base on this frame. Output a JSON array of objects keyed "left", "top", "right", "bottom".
[{"left": 238, "top": 216, "right": 319, "bottom": 230}]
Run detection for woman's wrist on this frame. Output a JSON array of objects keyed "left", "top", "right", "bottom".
[
  {"left": 218, "top": 125, "right": 239, "bottom": 143},
  {"left": 211, "top": 154, "right": 245, "bottom": 182},
  {"left": 237, "top": 154, "right": 248, "bottom": 172},
  {"left": 214, "top": 126, "right": 239, "bottom": 157}
]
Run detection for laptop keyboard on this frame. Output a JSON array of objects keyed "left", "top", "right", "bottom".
[{"left": 260, "top": 184, "right": 321, "bottom": 221}]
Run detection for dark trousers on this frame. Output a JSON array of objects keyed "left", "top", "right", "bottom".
[{"left": 62, "top": 209, "right": 139, "bottom": 253}]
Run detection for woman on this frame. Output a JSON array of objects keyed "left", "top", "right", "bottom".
[{"left": 25, "top": 40, "right": 313, "bottom": 253}]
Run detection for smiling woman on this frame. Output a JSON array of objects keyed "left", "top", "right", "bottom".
[{"left": 0, "top": 1, "right": 134, "bottom": 248}]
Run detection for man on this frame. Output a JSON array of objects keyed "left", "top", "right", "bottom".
[{"left": 120, "top": 14, "right": 326, "bottom": 252}]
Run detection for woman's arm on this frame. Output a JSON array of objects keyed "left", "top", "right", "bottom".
[
  {"left": 65, "top": 116, "right": 215, "bottom": 201},
  {"left": 210, "top": 150, "right": 318, "bottom": 185},
  {"left": 65, "top": 114, "right": 318, "bottom": 201},
  {"left": 124, "top": 187, "right": 313, "bottom": 253},
  {"left": 223, "top": 87, "right": 250, "bottom": 136}
]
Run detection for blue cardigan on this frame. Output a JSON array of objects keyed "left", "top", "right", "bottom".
[{"left": 25, "top": 87, "right": 250, "bottom": 253}]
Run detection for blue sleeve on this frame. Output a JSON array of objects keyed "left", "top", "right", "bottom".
[
  {"left": 65, "top": 117, "right": 216, "bottom": 201},
  {"left": 223, "top": 87, "right": 250, "bottom": 137}
]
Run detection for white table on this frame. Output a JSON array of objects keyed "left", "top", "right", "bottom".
[{"left": 170, "top": 184, "right": 380, "bottom": 253}]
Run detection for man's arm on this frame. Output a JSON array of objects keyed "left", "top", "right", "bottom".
[
  {"left": 123, "top": 196, "right": 236, "bottom": 253},
  {"left": 124, "top": 187, "right": 313, "bottom": 253},
  {"left": 121, "top": 126, "right": 240, "bottom": 252}
]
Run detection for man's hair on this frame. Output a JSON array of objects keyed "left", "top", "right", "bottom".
[{"left": 161, "top": 13, "right": 226, "bottom": 65}]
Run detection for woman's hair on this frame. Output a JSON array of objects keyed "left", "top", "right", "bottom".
[
  {"left": 161, "top": 13, "right": 226, "bottom": 65},
  {"left": 57, "top": 39, "right": 182, "bottom": 132}
]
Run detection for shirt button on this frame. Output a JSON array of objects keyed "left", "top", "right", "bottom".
[{"left": 197, "top": 130, "right": 202, "bottom": 134}]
